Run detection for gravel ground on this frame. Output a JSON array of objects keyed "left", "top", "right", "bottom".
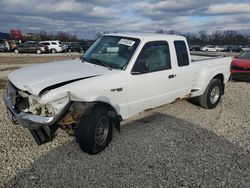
[
  {"left": 0, "top": 53, "right": 249, "bottom": 187},
  {"left": 0, "top": 81, "right": 250, "bottom": 188}
]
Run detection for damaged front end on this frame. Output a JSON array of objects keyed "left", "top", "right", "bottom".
[{"left": 3, "top": 81, "right": 71, "bottom": 145}]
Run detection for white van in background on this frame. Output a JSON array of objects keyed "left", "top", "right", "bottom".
[{"left": 39, "top": 40, "right": 67, "bottom": 53}]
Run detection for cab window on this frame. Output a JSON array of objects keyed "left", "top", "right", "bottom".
[
  {"left": 174, "top": 41, "right": 189, "bottom": 67},
  {"left": 132, "top": 41, "right": 171, "bottom": 74}
]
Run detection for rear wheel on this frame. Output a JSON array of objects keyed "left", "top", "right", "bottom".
[
  {"left": 76, "top": 106, "right": 113, "bottom": 154},
  {"left": 14, "top": 49, "right": 19, "bottom": 54},
  {"left": 198, "top": 79, "right": 223, "bottom": 109},
  {"left": 51, "top": 48, "right": 57, "bottom": 54}
]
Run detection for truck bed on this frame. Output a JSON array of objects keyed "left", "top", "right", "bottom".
[{"left": 191, "top": 54, "right": 225, "bottom": 62}]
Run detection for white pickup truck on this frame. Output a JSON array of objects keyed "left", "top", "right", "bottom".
[{"left": 4, "top": 33, "right": 232, "bottom": 154}]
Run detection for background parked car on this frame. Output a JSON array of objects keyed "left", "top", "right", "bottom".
[
  {"left": 241, "top": 45, "right": 250, "bottom": 52},
  {"left": 189, "top": 45, "right": 201, "bottom": 51},
  {"left": 39, "top": 41, "right": 67, "bottom": 53},
  {"left": 0, "top": 40, "right": 10, "bottom": 52},
  {"left": 0, "top": 43, "right": 8, "bottom": 52},
  {"left": 13, "top": 41, "right": 46, "bottom": 54},
  {"left": 222, "top": 45, "right": 243, "bottom": 52},
  {"left": 201, "top": 45, "right": 223, "bottom": 52},
  {"left": 231, "top": 51, "right": 250, "bottom": 81},
  {"left": 67, "top": 42, "right": 84, "bottom": 53}
]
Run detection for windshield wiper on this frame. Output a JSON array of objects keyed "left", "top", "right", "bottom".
[
  {"left": 88, "top": 58, "right": 112, "bottom": 70},
  {"left": 79, "top": 56, "right": 86, "bottom": 62}
]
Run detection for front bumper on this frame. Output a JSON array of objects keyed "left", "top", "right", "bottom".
[{"left": 3, "top": 91, "right": 69, "bottom": 129}]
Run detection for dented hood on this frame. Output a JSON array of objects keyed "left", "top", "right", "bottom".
[{"left": 8, "top": 59, "right": 111, "bottom": 95}]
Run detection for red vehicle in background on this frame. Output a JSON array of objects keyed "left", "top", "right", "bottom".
[{"left": 231, "top": 51, "right": 250, "bottom": 81}]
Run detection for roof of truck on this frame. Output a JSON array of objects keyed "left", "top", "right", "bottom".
[{"left": 103, "top": 33, "right": 186, "bottom": 41}]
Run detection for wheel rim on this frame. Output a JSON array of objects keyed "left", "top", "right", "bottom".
[
  {"left": 95, "top": 116, "right": 109, "bottom": 146},
  {"left": 210, "top": 86, "right": 220, "bottom": 104}
]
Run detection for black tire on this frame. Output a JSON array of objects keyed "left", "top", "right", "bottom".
[
  {"left": 198, "top": 79, "right": 223, "bottom": 109},
  {"left": 205, "top": 49, "right": 208, "bottom": 52},
  {"left": 76, "top": 106, "right": 113, "bottom": 154},
  {"left": 51, "top": 48, "right": 57, "bottom": 53}
]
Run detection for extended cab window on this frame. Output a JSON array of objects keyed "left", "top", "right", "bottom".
[
  {"left": 41, "top": 42, "right": 50, "bottom": 45},
  {"left": 132, "top": 41, "right": 171, "bottom": 74},
  {"left": 174, "top": 41, "right": 189, "bottom": 67}
]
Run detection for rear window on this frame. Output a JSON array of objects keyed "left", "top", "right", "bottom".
[
  {"left": 41, "top": 42, "right": 50, "bottom": 45},
  {"left": 174, "top": 41, "right": 189, "bottom": 67},
  {"left": 51, "top": 42, "right": 57, "bottom": 45}
]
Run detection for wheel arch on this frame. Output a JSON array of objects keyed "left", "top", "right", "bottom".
[
  {"left": 72, "top": 101, "right": 122, "bottom": 132},
  {"left": 212, "top": 73, "right": 225, "bottom": 94},
  {"left": 212, "top": 73, "right": 224, "bottom": 83}
]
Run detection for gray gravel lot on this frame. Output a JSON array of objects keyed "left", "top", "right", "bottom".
[
  {"left": 0, "top": 53, "right": 249, "bottom": 187},
  {"left": 0, "top": 81, "right": 250, "bottom": 188}
]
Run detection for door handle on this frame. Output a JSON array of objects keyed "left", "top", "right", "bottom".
[{"left": 168, "top": 74, "right": 176, "bottom": 79}]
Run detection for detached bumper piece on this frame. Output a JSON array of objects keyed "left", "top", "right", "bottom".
[
  {"left": 3, "top": 88, "right": 70, "bottom": 145},
  {"left": 30, "top": 124, "right": 59, "bottom": 145}
]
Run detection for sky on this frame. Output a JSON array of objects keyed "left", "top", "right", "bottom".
[{"left": 0, "top": 0, "right": 250, "bottom": 39}]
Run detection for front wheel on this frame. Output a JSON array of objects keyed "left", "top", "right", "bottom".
[
  {"left": 14, "top": 49, "right": 19, "bottom": 54},
  {"left": 36, "top": 49, "right": 41, "bottom": 54},
  {"left": 198, "top": 79, "right": 223, "bottom": 109},
  {"left": 76, "top": 106, "right": 113, "bottom": 154}
]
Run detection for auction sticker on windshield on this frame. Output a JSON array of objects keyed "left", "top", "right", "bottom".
[{"left": 118, "top": 39, "right": 135, "bottom": 47}]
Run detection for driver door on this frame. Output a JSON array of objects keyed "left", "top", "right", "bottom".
[{"left": 125, "top": 41, "right": 178, "bottom": 118}]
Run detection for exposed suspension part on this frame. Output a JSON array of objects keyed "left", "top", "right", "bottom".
[{"left": 58, "top": 112, "right": 81, "bottom": 136}]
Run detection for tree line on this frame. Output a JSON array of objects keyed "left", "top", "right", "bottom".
[
  {"left": 22, "top": 29, "right": 250, "bottom": 45},
  {"left": 156, "top": 30, "right": 250, "bottom": 45}
]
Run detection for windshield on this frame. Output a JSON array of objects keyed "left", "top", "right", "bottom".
[
  {"left": 82, "top": 36, "right": 140, "bottom": 70},
  {"left": 239, "top": 51, "right": 250, "bottom": 60}
]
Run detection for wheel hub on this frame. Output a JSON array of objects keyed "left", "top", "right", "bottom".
[
  {"left": 210, "top": 86, "right": 220, "bottom": 104},
  {"left": 95, "top": 116, "right": 109, "bottom": 146}
]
